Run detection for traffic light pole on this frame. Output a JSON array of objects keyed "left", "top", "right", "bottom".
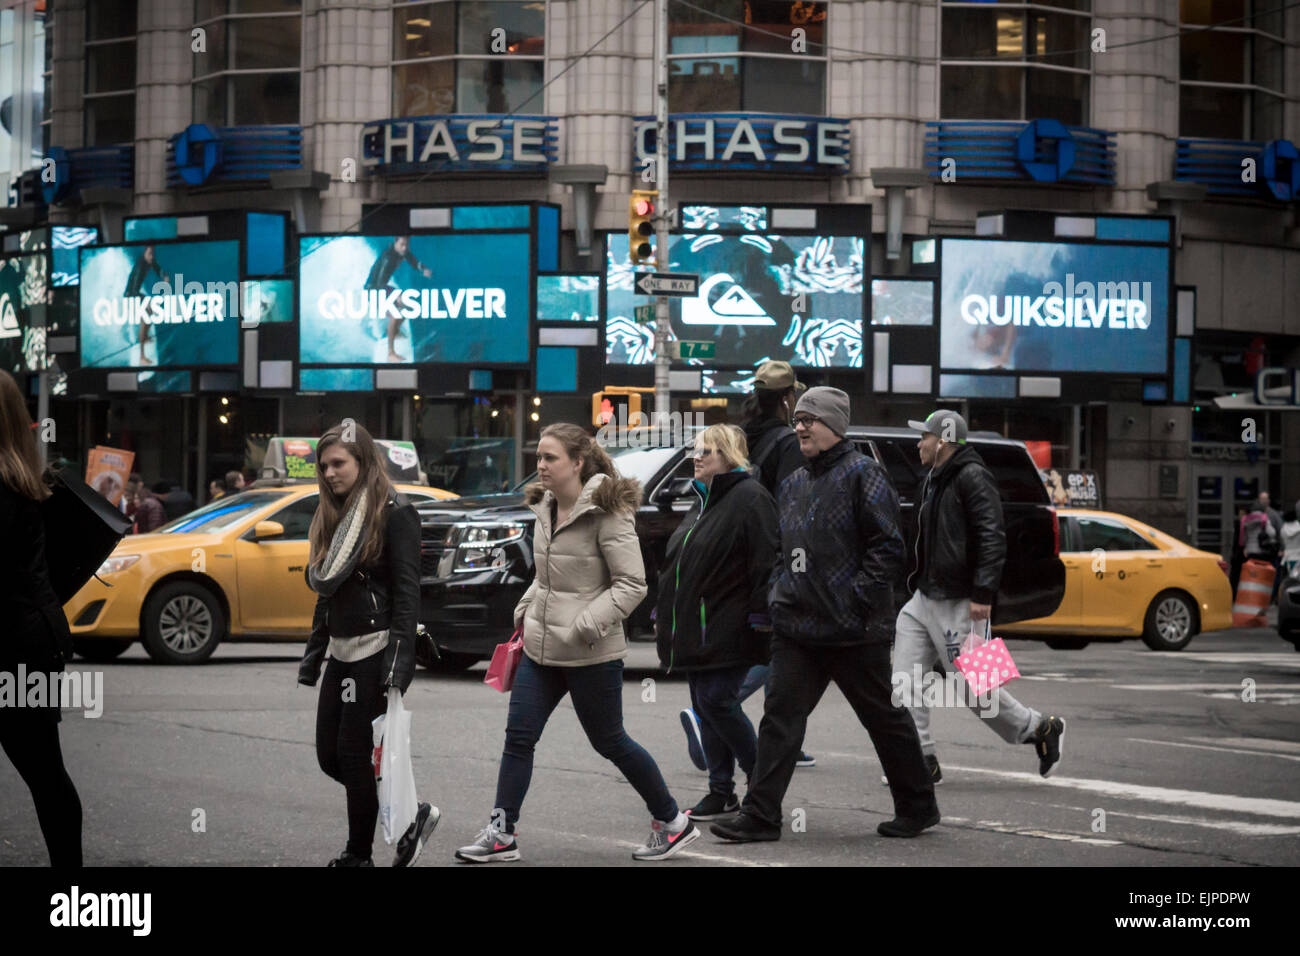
[{"left": 652, "top": 0, "right": 671, "bottom": 422}]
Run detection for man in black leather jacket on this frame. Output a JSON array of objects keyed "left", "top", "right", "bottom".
[{"left": 891, "top": 410, "right": 1066, "bottom": 783}]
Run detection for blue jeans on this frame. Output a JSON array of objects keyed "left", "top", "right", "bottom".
[
  {"left": 738, "top": 665, "right": 771, "bottom": 704},
  {"left": 494, "top": 654, "right": 678, "bottom": 833},
  {"left": 688, "top": 666, "right": 757, "bottom": 798}
]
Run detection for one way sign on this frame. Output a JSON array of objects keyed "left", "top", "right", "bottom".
[{"left": 635, "top": 272, "right": 699, "bottom": 297}]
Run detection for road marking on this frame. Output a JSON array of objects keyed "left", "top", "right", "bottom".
[
  {"left": 946, "top": 765, "right": 1300, "bottom": 819},
  {"left": 1110, "top": 682, "right": 1294, "bottom": 692},
  {"left": 1043, "top": 803, "right": 1300, "bottom": 837},
  {"left": 1187, "top": 736, "right": 1300, "bottom": 754},
  {"left": 941, "top": 816, "right": 1120, "bottom": 846},
  {"left": 1125, "top": 737, "right": 1300, "bottom": 763},
  {"left": 543, "top": 828, "right": 786, "bottom": 867},
  {"left": 1169, "top": 653, "right": 1300, "bottom": 670}
]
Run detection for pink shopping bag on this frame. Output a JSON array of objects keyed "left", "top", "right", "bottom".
[
  {"left": 954, "top": 624, "right": 1020, "bottom": 697},
  {"left": 484, "top": 629, "right": 524, "bottom": 693}
]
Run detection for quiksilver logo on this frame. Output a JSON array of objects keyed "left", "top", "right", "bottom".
[
  {"left": 682, "top": 274, "right": 774, "bottom": 326},
  {"left": 960, "top": 276, "right": 1152, "bottom": 330},
  {"left": 318, "top": 288, "right": 506, "bottom": 321},
  {"left": 0, "top": 293, "right": 18, "bottom": 339}
]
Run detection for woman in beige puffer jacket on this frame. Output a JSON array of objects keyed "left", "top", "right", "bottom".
[{"left": 454, "top": 423, "right": 700, "bottom": 864}]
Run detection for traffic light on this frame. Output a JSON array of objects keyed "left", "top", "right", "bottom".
[
  {"left": 591, "top": 390, "right": 642, "bottom": 428},
  {"left": 628, "top": 189, "right": 657, "bottom": 265}
]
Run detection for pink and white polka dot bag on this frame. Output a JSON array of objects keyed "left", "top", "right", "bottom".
[{"left": 954, "top": 623, "right": 1021, "bottom": 696}]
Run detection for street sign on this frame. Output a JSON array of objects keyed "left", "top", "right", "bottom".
[
  {"left": 635, "top": 272, "right": 699, "bottom": 297},
  {"left": 634, "top": 304, "right": 655, "bottom": 324},
  {"left": 673, "top": 340, "right": 715, "bottom": 359}
]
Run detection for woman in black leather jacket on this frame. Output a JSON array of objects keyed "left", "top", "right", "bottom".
[
  {"left": 296, "top": 421, "right": 431, "bottom": 867},
  {"left": 0, "top": 369, "right": 82, "bottom": 866}
]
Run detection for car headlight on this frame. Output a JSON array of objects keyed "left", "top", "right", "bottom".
[
  {"left": 96, "top": 554, "right": 141, "bottom": 575},
  {"left": 448, "top": 522, "right": 525, "bottom": 573}
]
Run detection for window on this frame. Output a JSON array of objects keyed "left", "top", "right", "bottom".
[
  {"left": 0, "top": 3, "right": 46, "bottom": 186},
  {"left": 1074, "top": 517, "right": 1157, "bottom": 553},
  {"left": 392, "top": 1, "right": 545, "bottom": 116},
  {"left": 267, "top": 494, "right": 318, "bottom": 539},
  {"left": 84, "top": 0, "right": 136, "bottom": 145},
  {"left": 193, "top": 0, "right": 302, "bottom": 126},
  {"left": 1179, "top": 0, "right": 1285, "bottom": 140},
  {"left": 940, "top": 0, "right": 1091, "bottom": 125},
  {"left": 668, "top": 0, "right": 827, "bottom": 112}
]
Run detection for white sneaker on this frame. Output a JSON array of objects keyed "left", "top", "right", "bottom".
[
  {"left": 454, "top": 825, "right": 520, "bottom": 863},
  {"left": 633, "top": 817, "right": 699, "bottom": 861}
]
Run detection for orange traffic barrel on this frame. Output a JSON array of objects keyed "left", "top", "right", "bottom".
[{"left": 1232, "top": 559, "right": 1275, "bottom": 627}]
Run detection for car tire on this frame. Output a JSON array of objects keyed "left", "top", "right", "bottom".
[
  {"left": 1141, "top": 590, "right": 1197, "bottom": 651},
  {"left": 73, "top": 638, "right": 133, "bottom": 662},
  {"left": 1044, "top": 637, "right": 1091, "bottom": 650},
  {"left": 141, "top": 582, "right": 226, "bottom": 664}
]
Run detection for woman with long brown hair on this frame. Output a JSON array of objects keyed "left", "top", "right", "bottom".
[
  {"left": 297, "top": 420, "right": 436, "bottom": 867},
  {"left": 0, "top": 369, "right": 83, "bottom": 866},
  {"left": 454, "top": 423, "right": 699, "bottom": 863}
]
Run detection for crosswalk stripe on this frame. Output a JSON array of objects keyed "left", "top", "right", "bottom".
[
  {"left": 1124, "top": 737, "right": 1300, "bottom": 763},
  {"left": 946, "top": 765, "right": 1300, "bottom": 819}
]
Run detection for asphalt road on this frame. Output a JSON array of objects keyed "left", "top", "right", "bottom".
[{"left": 2, "top": 627, "right": 1297, "bottom": 867}]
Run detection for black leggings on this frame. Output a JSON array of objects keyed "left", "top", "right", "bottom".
[
  {"left": 0, "top": 708, "right": 83, "bottom": 867},
  {"left": 316, "top": 654, "right": 387, "bottom": 859}
]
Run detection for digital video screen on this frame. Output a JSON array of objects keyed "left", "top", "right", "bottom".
[
  {"left": 241, "top": 279, "right": 294, "bottom": 326},
  {"left": 0, "top": 254, "right": 48, "bottom": 375},
  {"left": 298, "top": 233, "right": 531, "bottom": 365},
  {"left": 79, "top": 240, "right": 241, "bottom": 369},
  {"left": 871, "top": 279, "right": 933, "bottom": 326},
  {"left": 606, "top": 232, "right": 864, "bottom": 367},
  {"left": 939, "top": 239, "right": 1169, "bottom": 374},
  {"left": 537, "top": 274, "right": 599, "bottom": 322}
]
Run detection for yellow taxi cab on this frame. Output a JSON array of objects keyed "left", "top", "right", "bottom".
[
  {"left": 998, "top": 508, "right": 1233, "bottom": 651},
  {"left": 64, "top": 481, "right": 457, "bottom": 664}
]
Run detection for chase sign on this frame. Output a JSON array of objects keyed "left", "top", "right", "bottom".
[
  {"left": 633, "top": 114, "right": 850, "bottom": 175},
  {"left": 362, "top": 115, "right": 558, "bottom": 174}
]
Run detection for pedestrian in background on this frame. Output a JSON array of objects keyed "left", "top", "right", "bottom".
[
  {"left": 153, "top": 480, "right": 194, "bottom": 522},
  {"left": 1257, "top": 492, "right": 1285, "bottom": 602},
  {"left": 456, "top": 423, "right": 699, "bottom": 862},
  {"left": 208, "top": 478, "right": 225, "bottom": 503},
  {"left": 1281, "top": 504, "right": 1300, "bottom": 581},
  {"left": 126, "top": 474, "right": 166, "bottom": 533},
  {"left": 679, "top": 361, "right": 815, "bottom": 772},
  {"left": 297, "top": 421, "right": 435, "bottom": 867},
  {"left": 224, "top": 470, "right": 246, "bottom": 495},
  {"left": 0, "top": 369, "right": 83, "bottom": 867},
  {"left": 656, "top": 424, "right": 778, "bottom": 821},
  {"left": 711, "top": 388, "right": 939, "bottom": 843},
  {"left": 889, "top": 411, "right": 1065, "bottom": 788}
]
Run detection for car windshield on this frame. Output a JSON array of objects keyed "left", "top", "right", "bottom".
[
  {"left": 513, "top": 445, "right": 681, "bottom": 491},
  {"left": 156, "top": 491, "right": 289, "bottom": 534}
]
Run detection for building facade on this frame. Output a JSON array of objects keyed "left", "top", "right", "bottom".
[{"left": 9, "top": 0, "right": 1299, "bottom": 555}]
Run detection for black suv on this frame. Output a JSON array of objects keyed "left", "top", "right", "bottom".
[{"left": 414, "top": 427, "right": 1066, "bottom": 669}]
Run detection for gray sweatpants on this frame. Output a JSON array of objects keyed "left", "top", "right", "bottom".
[{"left": 893, "top": 591, "right": 1040, "bottom": 756}]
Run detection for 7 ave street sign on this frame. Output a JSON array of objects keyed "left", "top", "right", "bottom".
[
  {"left": 635, "top": 272, "right": 699, "bottom": 297},
  {"left": 673, "top": 340, "right": 715, "bottom": 359}
]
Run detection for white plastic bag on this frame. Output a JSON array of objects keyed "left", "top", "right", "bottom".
[{"left": 372, "top": 687, "right": 418, "bottom": 845}]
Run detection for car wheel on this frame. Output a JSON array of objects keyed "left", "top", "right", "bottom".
[
  {"left": 1044, "top": 637, "right": 1091, "bottom": 650},
  {"left": 420, "top": 651, "right": 479, "bottom": 672},
  {"left": 1141, "top": 590, "right": 1197, "bottom": 651},
  {"left": 73, "top": 638, "right": 133, "bottom": 662},
  {"left": 141, "top": 582, "right": 226, "bottom": 664}
]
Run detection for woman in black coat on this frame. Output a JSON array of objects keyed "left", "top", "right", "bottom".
[
  {"left": 655, "top": 424, "right": 779, "bottom": 821},
  {"left": 0, "top": 370, "right": 82, "bottom": 866}
]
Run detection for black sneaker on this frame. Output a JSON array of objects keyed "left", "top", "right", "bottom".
[
  {"left": 709, "top": 812, "right": 781, "bottom": 843},
  {"left": 686, "top": 792, "right": 740, "bottom": 821},
  {"left": 392, "top": 802, "right": 440, "bottom": 868},
  {"left": 1031, "top": 716, "right": 1066, "bottom": 777},
  {"left": 796, "top": 752, "right": 816, "bottom": 768},
  {"left": 877, "top": 810, "right": 940, "bottom": 838},
  {"left": 881, "top": 753, "right": 942, "bottom": 787},
  {"left": 327, "top": 850, "right": 374, "bottom": 867}
]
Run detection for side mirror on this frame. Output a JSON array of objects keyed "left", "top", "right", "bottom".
[
  {"left": 653, "top": 477, "right": 695, "bottom": 507},
  {"left": 254, "top": 520, "right": 285, "bottom": 540}
]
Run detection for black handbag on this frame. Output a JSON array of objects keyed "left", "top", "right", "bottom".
[{"left": 41, "top": 467, "right": 133, "bottom": 604}]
